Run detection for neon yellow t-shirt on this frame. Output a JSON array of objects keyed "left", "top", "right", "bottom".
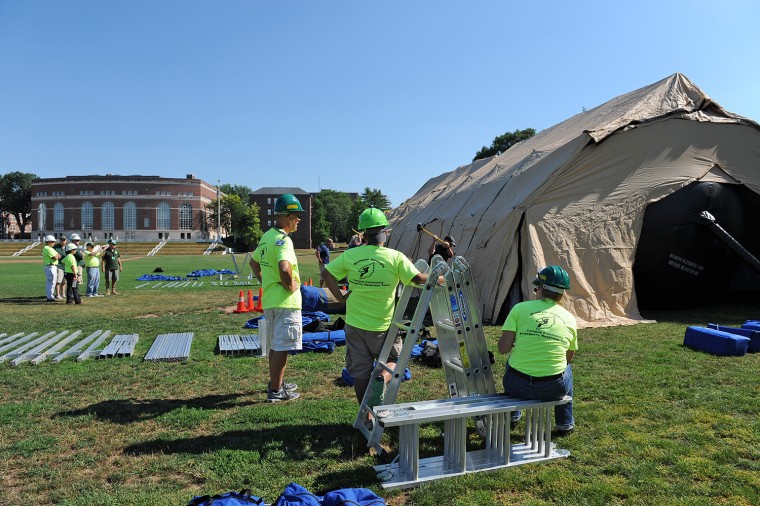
[
  {"left": 502, "top": 298, "right": 577, "bottom": 376},
  {"left": 42, "top": 245, "right": 58, "bottom": 265},
  {"left": 252, "top": 227, "right": 301, "bottom": 310},
  {"left": 61, "top": 253, "right": 79, "bottom": 275},
  {"left": 84, "top": 250, "right": 100, "bottom": 268},
  {"left": 325, "top": 245, "right": 420, "bottom": 332}
]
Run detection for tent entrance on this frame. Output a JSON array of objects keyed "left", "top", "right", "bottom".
[{"left": 633, "top": 181, "right": 760, "bottom": 309}]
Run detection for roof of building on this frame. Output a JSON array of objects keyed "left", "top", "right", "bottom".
[{"left": 250, "top": 187, "right": 309, "bottom": 196}]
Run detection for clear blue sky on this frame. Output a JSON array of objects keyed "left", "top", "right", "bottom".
[{"left": 1, "top": 1, "right": 758, "bottom": 207}]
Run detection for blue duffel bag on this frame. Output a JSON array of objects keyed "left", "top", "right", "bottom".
[
  {"left": 683, "top": 326, "right": 750, "bottom": 356},
  {"left": 188, "top": 489, "right": 264, "bottom": 505}
]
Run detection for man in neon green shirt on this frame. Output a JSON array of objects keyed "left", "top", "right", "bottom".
[
  {"left": 84, "top": 242, "right": 104, "bottom": 297},
  {"left": 323, "top": 208, "right": 434, "bottom": 418},
  {"left": 498, "top": 265, "right": 577, "bottom": 436},
  {"left": 61, "top": 243, "right": 83, "bottom": 304},
  {"left": 42, "top": 235, "right": 61, "bottom": 302},
  {"left": 251, "top": 194, "right": 304, "bottom": 402}
]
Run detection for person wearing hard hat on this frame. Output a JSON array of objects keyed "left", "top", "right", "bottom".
[
  {"left": 102, "top": 239, "right": 122, "bottom": 295},
  {"left": 61, "top": 243, "right": 83, "bottom": 304},
  {"left": 69, "top": 233, "right": 85, "bottom": 270},
  {"left": 42, "top": 235, "right": 61, "bottom": 302},
  {"left": 84, "top": 242, "right": 104, "bottom": 297},
  {"left": 250, "top": 193, "right": 304, "bottom": 402},
  {"left": 322, "top": 208, "right": 439, "bottom": 429},
  {"left": 498, "top": 265, "right": 577, "bottom": 437},
  {"left": 53, "top": 236, "right": 68, "bottom": 300}
]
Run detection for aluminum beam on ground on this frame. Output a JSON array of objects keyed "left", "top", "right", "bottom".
[
  {"left": 30, "top": 330, "right": 83, "bottom": 365},
  {"left": 77, "top": 330, "right": 113, "bottom": 361},
  {"left": 99, "top": 334, "right": 138, "bottom": 358},
  {"left": 0, "top": 332, "right": 27, "bottom": 348},
  {"left": 116, "top": 334, "right": 139, "bottom": 357},
  {"left": 135, "top": 282, "right": 151, "bottom": 289},
  {"left": 0, "top": 332, "right": 55, "bottom": 362},
  {"left": 53, "top": 330, "right": 104, "bottom": 363},
  {"left": 145, "top": 332, "right": 192, "bottom": 362},
  {"left": 151, "top": 282, "right": 164, "bottom": 289},
  {"left": 10, "top": 331, "right": 70, "bottom": 366},
  {"left": 0, "top": 332, "right": 39, "bottom": 354}
]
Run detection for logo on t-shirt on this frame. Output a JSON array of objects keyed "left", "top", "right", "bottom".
[
  {"left": 259, "top": 246, "right": 267, "bottom": 259},
  {"left": 358, "top": 262, "right": 375, "bottom": 279},
  {"left": 536, "top": 315, "right": 556, "bottom": 329}
]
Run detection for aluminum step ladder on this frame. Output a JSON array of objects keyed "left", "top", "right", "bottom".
[
  {"left": 355, "top": 258, "right": 449, "bottom": 451},
  {"left": 356, "top": 254, "right": 495, "bottom": 451}
]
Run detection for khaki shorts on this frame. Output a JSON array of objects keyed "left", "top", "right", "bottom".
[
  {"left": 344, "top": 323, "right": 401, "bottom": 381},
  {"left": 105, "top": 269, "right": 120, "bottom": 283},
  {"left": 264, "top": 308, "right": 302, "bottom": 352},
  {"left": 56, "top": 268, "right": 65, "bottom": 285}
]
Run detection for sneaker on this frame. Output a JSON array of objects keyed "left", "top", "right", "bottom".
[
  {"left": 267, "top": 387, "right": 300, "bottom": 402},
  {"left": 94, "top": 294, "right": 104, "bottom": 297},
  {"left": 268, "top": 382, "right": 298, "bottom": 392},
  {"left": 553, "top": 426, "right": 575, "bottom": 437}
]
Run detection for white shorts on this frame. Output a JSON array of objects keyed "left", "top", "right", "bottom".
[{"left": 264, "top": 308, "right": 302, "bottom": 352}]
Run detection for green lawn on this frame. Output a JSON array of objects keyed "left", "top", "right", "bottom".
[{"left": 0, "top": 253, "right": 758, "bottom": 505}]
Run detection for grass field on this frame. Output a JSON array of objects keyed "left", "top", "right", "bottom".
[{"left": 0, "top": 251, "right": 758, "bottom": 505}]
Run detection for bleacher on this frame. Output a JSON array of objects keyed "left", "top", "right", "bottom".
[{"left": 0, "top": 242, "right": 34, "bottom": 257}]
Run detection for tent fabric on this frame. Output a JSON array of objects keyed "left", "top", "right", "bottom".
[{"left": 387, "top": 73, "right": 760, "bottom": 328}]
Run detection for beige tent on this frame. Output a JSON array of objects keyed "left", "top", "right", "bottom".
[{"left": 388, "top": 73, "right": 760, "bottom": 328}]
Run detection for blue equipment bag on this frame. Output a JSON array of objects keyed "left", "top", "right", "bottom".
[
  {"left": 740, "top": 320, "right": 760, "bottom": 351},
  {"left": 187, "top": 489, "right": 264, "bottom": 506},
  {"left": 683, "top": 326, "right": 750, "bottom": 356},
  {"left": 273, "top": 482, "right": 385, "bottom": 506}
]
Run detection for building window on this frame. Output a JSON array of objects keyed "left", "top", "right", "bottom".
[
  {"left": 179, "top": 203, "right": 192, "bottom": 230},
  {"left": 267, "top": 220, "right": 272, "bottom": 227},
  {"left": 102, "top": 201, "right": 114, "bottom": 230},
  {"left": 81, "top": 202, "right": 93, "bottom": 230},
  {"left": 38, "top": 203, "right": 47, "bottom": 230},
  {"left": 54, "top": 203, "right": 64, "bottom": 231},
  {"left": 157, "top": 202, "right": 170, "bottom": 229},
  {"left": 144, "top": 217, "right": 150, "bottom": 228},
  {"left": 267, "top": 209, "right": 272, "bottom": 216},
  {"left": 123, "top": 201, "right": 136, "bottom": 230},
  {"left": 267, "top": 198, "right": 272, "bottom": 204}
]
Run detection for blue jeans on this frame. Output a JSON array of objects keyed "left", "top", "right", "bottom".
[
  {"left": 503, "top": 363, "right": 574, "bottom": 430},
  {"left": 86, "top": 267, "right": 100, "bottom": 296}
]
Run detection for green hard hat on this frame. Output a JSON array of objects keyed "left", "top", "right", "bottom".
[
  {"left": 358, "top": 207, "right": 389, "bottom": 231},
  {"left": 532, "top": 265, "right": 570, "bottom": 291},
  {"left": 274, "top": 193, "right": 304, "bottom": 214}
]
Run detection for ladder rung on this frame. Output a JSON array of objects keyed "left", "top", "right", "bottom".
[
  {"left": 393, "top": 322, "right": 411, "bottom": 332},
  {"left": 436, "top": 320, "right": 455, "bottom": 332},
  {"left": 376, "top": 361, "right": 395, "bottom": 374}
]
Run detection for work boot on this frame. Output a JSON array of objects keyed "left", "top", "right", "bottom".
[{"left": 267, "top": 387, "right": 300, "bottom": 402}]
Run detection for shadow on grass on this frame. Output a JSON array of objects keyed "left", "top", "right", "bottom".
[
  {"left": 0, "top": 296, "right": 54, "bottom": 305},
  {"left": 54, "top": 393, "right": 258, "bottom": 423},
  {"left": 122, "top": 422, "right": 379, "bottom": 488}
]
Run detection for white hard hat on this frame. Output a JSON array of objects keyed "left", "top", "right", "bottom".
[
  {"left": 65, "top": 243, "right": 78, "bottom": 251},
  {"left": 44, "top": 235, "right": 56, "bottom": 242},
  {"left": 70, "top": 233, "right": 81, "bottom": 241}
]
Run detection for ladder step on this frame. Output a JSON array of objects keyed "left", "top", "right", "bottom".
[
  {"left": 376, "top": 361, "right": 395, "bottom": 375},
  {"left": 393, "top": 321, "right": 411, "bottom": 332}
]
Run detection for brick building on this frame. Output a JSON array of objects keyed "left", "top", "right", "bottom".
[
  {"left": 31, "top": 174, "right": 219, "bottom": 242},
  {"left": 249, "top": 187, "right": 313, "bottom": 249}
]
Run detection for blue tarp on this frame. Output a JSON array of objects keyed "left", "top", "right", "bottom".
[
  {"left": 293, "top": 330, "right": 346, "bottom": 354},
  {"left": 273, "top": 482, "right": 384, "bottom": 506},
  {"left": 136, "top": 274, "right": 186, "bottom": 281},
  {"left": 300, "top": 285, "right": 329, "bottom": 312},
  {"left": 187, "top": 269, "right": 236, "bottom": 277},
  {"left": 244, "top": 311, "right": 330, "bottom": 330}
]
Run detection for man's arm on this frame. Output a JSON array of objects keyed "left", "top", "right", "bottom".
[
  {"left": 498, "top": 330, "right": 516, "bottom": 355},
  {"left": 566, "top": 350, "right": 575, "bottom": 363},
  {"left": 278, "top": 260, "right": 298, "bottom": 293},
  {"left": 250, "top": 259, "right": 262, "bottom": 283},
  {"left": 427, "top": 240, "right": 436, "bottom": 257},
  {"left": 315, "top": 248, "right": 321, "bottom": 263},
  {"left": 321, "top": 269, "right": 346, "bottom": 303}
]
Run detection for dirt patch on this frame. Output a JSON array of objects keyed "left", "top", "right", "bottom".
[{"left": 134, "top": 314, "right": 160, "bottom": 319}]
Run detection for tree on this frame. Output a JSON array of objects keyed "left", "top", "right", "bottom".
[
  {"left": 220, "top": 183, "right": 252, "bottom": 202},
  {"left": 473, "top": 128, "right": 536, "bottom": 161},
  {"left": 313, "top": 190, "right": 355, "bottom": 242},
  {"left": 205, "top": 194, "right": 262, "bottom": 249},
  {"left": 0, "top": 171, "right": 36, "bottom": 239}
]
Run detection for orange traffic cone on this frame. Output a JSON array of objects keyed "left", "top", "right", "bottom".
[
  {"left": 245, "top": 290, "right": 254, "bottom": 312},
  {"left": 254, "top": 287, "right": 263, "bottom": 312},
  {"left": 233, "top": 290, "right": 247, "bottom": 313}
]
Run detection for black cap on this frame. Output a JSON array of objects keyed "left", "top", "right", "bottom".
[{"left": 444, "top": 236, "right": 456, "bottom": 247}]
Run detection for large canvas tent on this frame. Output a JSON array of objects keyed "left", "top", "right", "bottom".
[{"left": 388, "top": 73, "right": 760, "bottom": 328}]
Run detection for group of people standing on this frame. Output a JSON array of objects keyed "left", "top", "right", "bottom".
[
  {"left": 250, "top": 193, "right": 577, "bottom": 436},
  {"left": 42, "top": 234, "right": 123, "bottom": 304}
]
